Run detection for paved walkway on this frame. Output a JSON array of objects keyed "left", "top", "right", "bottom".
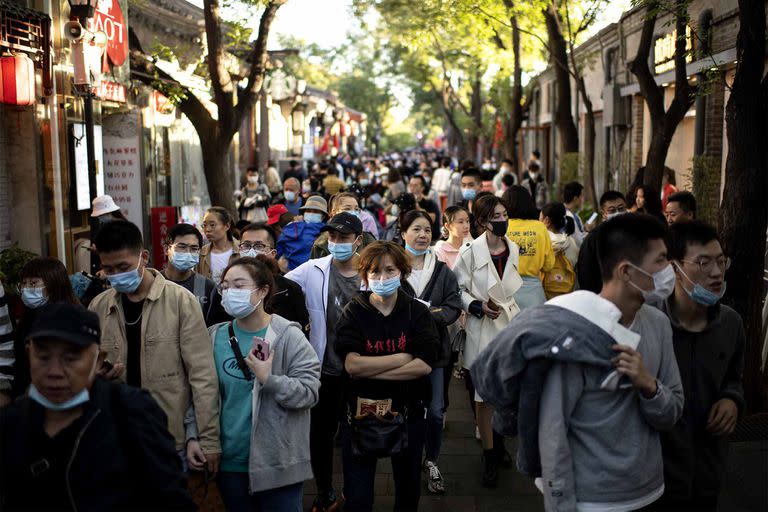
[{"left": 302, "top": 376, "right": 544, "bottom": 512}]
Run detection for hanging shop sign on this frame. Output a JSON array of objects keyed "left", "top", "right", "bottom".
[
  {"left": 72, "top": 123, "right": 105, "bottom": 210},
  {"left": 102, "top": 112, "right": 144, "bottom": 231},
  {"left": 88, "top": 0, "right": 127, "bottom": 69},
  {"left": 150, "top": 207, "right": 177, "bottom": 269},
  {"left": 94, "top": 80, "right": 125, "bottom": 102},
  {"left": 654, "top": 26, "right": 693, "bottom": 75}
]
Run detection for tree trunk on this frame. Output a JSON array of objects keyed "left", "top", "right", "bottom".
[
  {"left": 544, "top": 4, "right": 579, "bottom": 154},
  {"left": 719, "top": 0, "right": 768, "bottom": 412},
  {"left": 469, "top": 73, "right": 483, "bottom": 164},
  {"left": 629, "top": 0, "right": 696, "bottom": 191},
  {"left": 583, "top": 103, "right": 597, "bottom": 208},
  {"left": 505, "top": 10, "right": 524, "bottom": 175},
  {"left": 202, "top": 134, "right": 236, "bottom": 212}
]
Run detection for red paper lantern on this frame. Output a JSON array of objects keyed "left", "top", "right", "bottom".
[{"left": 0, "top": 53, "right": 36, "bottom": 106}]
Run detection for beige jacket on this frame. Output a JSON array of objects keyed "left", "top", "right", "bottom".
[
  {"left": 89, "top": 269, "right": 221, "bottom": 453},
  {"left": 197, "top": 239, "right": 239, "bottom": 281}
]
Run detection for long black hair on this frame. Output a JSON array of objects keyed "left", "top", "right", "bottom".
[{"left": 502, "top": 185, "right": 539, "bottom": 220}]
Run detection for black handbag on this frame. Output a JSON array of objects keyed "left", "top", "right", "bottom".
[{"left": 349, "top": 409, "right": 409, "bottom": 458}]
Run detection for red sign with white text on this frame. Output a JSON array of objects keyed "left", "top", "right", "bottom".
[
  {"left": 87, "top": 0, "right": 128, "bottom": 68},
  {"left": 151, "top": 207, "right": 177, "bottom": 269},
  {"left": 94, "top": 81, "right": 126, "bottom": 102}
]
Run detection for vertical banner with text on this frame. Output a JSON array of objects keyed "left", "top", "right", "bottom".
[
  {"left": 102, "top": 112, "right": 143, "bottom": 232},
  {"left": 151, "top": 207, "right": 176, "bottom": 269}
]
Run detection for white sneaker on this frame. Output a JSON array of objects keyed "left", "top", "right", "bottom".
[
  {"left": 424, "top": 460, "right": 446, "bottom": 494},
  {"left": 475, "top": 425, "right": 481, "bottom": 440}
]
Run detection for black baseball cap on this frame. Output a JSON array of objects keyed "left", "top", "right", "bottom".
[
  {"left": 320, "top": 212, "right": 363, "bottom": 235},
  {"left": 27, "top": 303, "right": 101, "bottom": 347}
]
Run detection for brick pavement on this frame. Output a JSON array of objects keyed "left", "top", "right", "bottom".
[{"left": 302, "top": 376, "right": 544, "bottom": 512}]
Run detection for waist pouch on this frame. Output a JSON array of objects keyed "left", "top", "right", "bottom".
[{"left": 349, "top": 410, "right": 408, "bottom": 458}]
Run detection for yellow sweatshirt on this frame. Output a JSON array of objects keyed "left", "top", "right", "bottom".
[{"left": 506, "top": 219, "right": 555, "bottom": 277}]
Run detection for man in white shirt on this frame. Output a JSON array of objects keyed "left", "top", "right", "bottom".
[{"left": 563, "top": 181, "right": 586, "bottom": 246}]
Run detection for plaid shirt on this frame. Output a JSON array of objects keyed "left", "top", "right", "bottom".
[{"left": 0, "top": 282, "right": 14, "bottom": 392}]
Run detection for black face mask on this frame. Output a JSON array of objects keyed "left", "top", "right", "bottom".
[{"left": 489, "top": 220, "right": 508, "bottom": 237}]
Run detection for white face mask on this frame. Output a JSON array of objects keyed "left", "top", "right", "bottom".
[{"left": 628, "top": 263, "right": 676, "bottom": 303}]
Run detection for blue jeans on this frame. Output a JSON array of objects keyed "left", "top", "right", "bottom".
[
  {"left": 342, "top": 417, "right": 427, "bottom": 512},
  {"left": 424, "top": 368, "right": 444, "bottom": 462},
  {"left": 217, "top": 472, "right": 303, "bottom": 512}
]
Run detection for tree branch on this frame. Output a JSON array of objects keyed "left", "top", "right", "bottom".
[
  {"left": 203, "top": 0, "right": 234, "bottom": 125},
  {"left": 234, "top": 0, "right": 287, "bottom": 132},
  {"left": 628, "top": 1, "right": 665, "bottom": 121}
]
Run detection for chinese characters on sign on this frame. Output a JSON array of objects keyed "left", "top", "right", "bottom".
[
  {"left": 151, "top": 207, "right": 176, "bottom": 269},
  {"left": 93, "top": 81, "right": 126, "bottom": 102},
  {"left": 102, "top": 112, "right": 143, "bottom": 232},
  {"left": 654, "top": 26, "right": 694, "bottom": 75}
]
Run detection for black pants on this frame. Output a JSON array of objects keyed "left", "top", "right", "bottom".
[
  {"left": 310, "top": 373, "right": 346, "bottom": 494},
  {"left": 341, "top": 418, "right": 427, "bottom": 512}
]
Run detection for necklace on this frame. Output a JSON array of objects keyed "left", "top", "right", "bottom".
[{"left": 123, "top": 303, "right": 144, "bottom": 326}]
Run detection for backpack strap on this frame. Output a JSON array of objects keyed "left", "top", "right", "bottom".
[
  {"left": 192, "top": 273, "right": 213, "bottom": 321},
  {"left": 227, "top": 323, "right": 253, "bottom": 381},
  {"left": 420, "top": 260, "right": 446, "bottom": 301}
]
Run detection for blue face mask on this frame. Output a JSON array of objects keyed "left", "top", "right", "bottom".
[
  {"left": 347, "top": 209, "right": 361, "bottom": 218},
  {"left": 675, "top": 263, "right": 726, "bottom": 306},
  {"left": 221, "top": 288, "right": 260, "bottom": 319},
  {"left": 28, "top": 384, "right": 90, "bottom": 411},
  {"left": 170, "top": 252, "right": 199, "bottom": 272},
  {"left": 21, "top": 287, "right": 48, "bottom": 309},
  {"left": 370, "top": 275, "right": 401, "bottom": 297},
  {"left": 461, "top": 188, "right": 477, "bottom": 201},
  {"left": 328, "top": 239, "right": 358, "bottom": 262},
  {"left": 284, "top": 191, "right": 297, "bottom": 202},
  {"left": 359, "top": 179, "right": 370, "bottom": 187},
  {"left": 405, "top": 243, "right": 428, "bottom": 256},
  {"left": 107, "top": 258, "right": 144, "bottom": 294},
  {"left": 304, "top": 212, "right": 323, "bottom": 224}
]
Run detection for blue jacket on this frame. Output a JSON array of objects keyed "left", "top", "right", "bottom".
[{"left": 276, "top": 221, "right": 325, "bottom": 271}]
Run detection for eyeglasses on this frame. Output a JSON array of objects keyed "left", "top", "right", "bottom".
[
  {"left": 680, "top": 256, "right": 731, "bottom": 273},
  {"left": 239, "top": 242, "right": 272, "bottom": 252},
  {"left": 172, "top": 243, "right": 200, "bottom": 254},
  {"left": 16, "top": 282, "right": 45, "bottom": 293}
]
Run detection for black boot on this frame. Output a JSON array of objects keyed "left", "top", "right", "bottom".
[
  {"left": 493, "top": 431, "right": 512, "bottom": 469},
  {"left": 481, "top": 449, "right": 499, "bottom": 488}
]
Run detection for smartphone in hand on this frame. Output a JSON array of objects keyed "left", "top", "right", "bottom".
[
  {"left": 252, "top": 336, "right": 270, "bottom": 361},
  {"left": 487, "top": 298, "right": 500, "bottom": 311}
]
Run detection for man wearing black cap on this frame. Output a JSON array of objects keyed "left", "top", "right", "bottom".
[
  {"left": 0, "top": 303, "right": 195, "bottom": 510},
  {"left": 285, "top": 212, "right": 364, "bottom": 512}
]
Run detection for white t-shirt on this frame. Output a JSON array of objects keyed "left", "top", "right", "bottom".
[{"left": 210, "top": 248, "right": 233, "bottom": 284}]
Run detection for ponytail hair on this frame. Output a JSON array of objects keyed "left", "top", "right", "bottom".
[
  {"left": 206, "top": 206, "right": 239, "bottom": 241},
  {"left": 541, "top": 202, "right": 575, "bottom": 235}
]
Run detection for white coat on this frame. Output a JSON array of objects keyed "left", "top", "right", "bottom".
[{"left": 453, "top": 232, "right": 523, "bottom": 369}]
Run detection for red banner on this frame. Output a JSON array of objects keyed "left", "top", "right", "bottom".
[{"left": 151, "top": 207, "right": 176, "bottom": 269}]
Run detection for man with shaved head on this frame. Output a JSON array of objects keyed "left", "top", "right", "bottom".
[{"left": 276, "top": 177, "right": 304, "bottom": 216}]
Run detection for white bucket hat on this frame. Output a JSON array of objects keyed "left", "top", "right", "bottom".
[{"left": 91, "top": 195, "right": 121, "bottom": 217}]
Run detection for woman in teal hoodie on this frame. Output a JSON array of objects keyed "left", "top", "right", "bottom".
[{"left": 186, "top": 257, "right": 321, "bottom": 512}]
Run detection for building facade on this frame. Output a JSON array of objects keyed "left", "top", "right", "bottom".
[{"left": 523, "top": 0, "right": 761, "bottom": 212}]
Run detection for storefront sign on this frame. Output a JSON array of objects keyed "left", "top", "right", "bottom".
[
  {"left": 72, "top": 124, "right": 105, "bottom": 210},
  {"left": 102, "top": 112, "right": 143, "bottom": 231},
  {"left": 654, "top": 26, "right": 693, "bottom": 75},
  {"left": 151, "top": 207, "right": 176, "bottom": 269},
  {"left": 88, "top": 0, "right": 128, "bottom": 68},
  {"left": 94, "top": 80, "right": 126, "bottom": 102},
  {"left": 153, "top": 91, "right": 174, "bottom": 114}
]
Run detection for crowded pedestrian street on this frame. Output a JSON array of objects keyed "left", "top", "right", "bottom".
[{"left": 0, "top": 0, "right": 766, "bottom": 511}]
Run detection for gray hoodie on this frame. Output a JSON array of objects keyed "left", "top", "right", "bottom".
[
  {"left": 187, "top": 315, "right": 320, "bottom": 493},
  {"left": 538, "top": 292, "right": 684, "bottom": 511}
]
